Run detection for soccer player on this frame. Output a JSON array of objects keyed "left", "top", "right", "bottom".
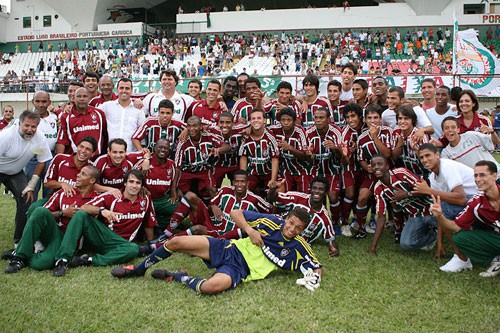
[
  {"left": 5, "top": 165, "right": 100, "bottom": 273},
  {"left": 430, "top": 161, "right": 500, "bottom": 278},
  {"left": 440, "top": 117, "right": 500, "bottom": 174},
  {"left": 339, "top": 63, "right": 357, "bottom": 104},
  {"left": 93, "top": 138, "right": 147, "bottom": 189},
  {"left": 53, "top": 81, "right": 84, "bottom": 118},
  {"left": 268, "top": 107, "right": 309, "bottom": 192},
  {"left": 369, "top": 155, "right": 437, "bottom": 254},
  {"left": 132, "top": 99, "right": 185, "bottom": 156},
  {"left": 300, "top": 74, "right": 331, "bottom": 128},
  {"left": 305, "top": 107, "right": 345, "bottom": 233},
  {"left": 326, "top": 80, "right": 345, "bottom": 126},
  {"left": 160, "top": 170, "right": 272, "bottom": 239},
  {"left": 263, "top": 81, "right": 301, "bottom": 126},
  {"left": 370, "top": 76, "right": 389, "bottom": 111},
  {"left": 222, "top": 76, "right": 238, "bottom": 110},
  {"left": 188, "top": 79, "right": 224, "bottom": 127},
  {"left": 236, "top": 72, "right": 249, "bottom": 99},
  {"left": 232, "top": 77, "right": 264, "bottom": 123},
  {"left": 56, "top": 87, "right": 107, "bottom": 156},
  {"left": 415, "top": 144, "right": 478, "bottom": 272},
  {"left": 355, "top": 104, "right": 393, "bottom": 238},
  {"left": 0, "top": 105, "right": 14, "bottom": 130},
  {"left": 391, "top": 105, "right": 429, "bottom": 177},
  {"left": 141, "top": 70, "right": 195, "bottom": 121},
  {"left": 425, "top": 86, "right": 457, "bottom": 139},
  {"left": 187, "top": 79, "right": 202, "bottom": 101},
  {"left": 419, "top": 78, "right": 436, "bottom": 111},
  {"left": 352, "top": 79, "right": 369, "bottom": 108},
  {"left": 111, "top": 207, "right": 323, "bottom": 295},
  {"left": 239, "top": 109, "right": 280, "bottom": 197},
  {"left": 52, "top": 169, "right": 157, "bottom": 276},
  {"left": 89, "top": 75, "right": 118, "bottom": 108},
  {"left": 340, "top": 103, "right": 366, "bottom": 237},
  {"left": 268, "top": 176, "right": 339, "bottom": 257},
  {"left": 100, "top": 78, "right": 145, "bottom": 152},
  {"left": 82, "top": 71, "right": 100, "bottom": 100},
  {"left": 0, "top": 111, "right": 52, "bottom": 248},
  {"left": 173, "top": 116, "right": 230, "bottom": 199}
]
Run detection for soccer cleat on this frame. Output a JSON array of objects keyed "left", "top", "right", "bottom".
[
  {"left": 349, "top": 217, "right": 358, "bottom": 230},
  {"left": 5, "top": 257, "right": 27, "bottom": 274},
  {"left": 1, "top": 248, "right": 16, "bottom": 261},
  {"left": 479, "top": 256, "right": 500, "bottom": 278},
  {"left": 333, "top": 225, "right": 342, "bottom": 236},
  {"left": 340, "top": 225, "right": 352, "bottom": 237},
  {"left": 53, "top": 259, "right": 68, "bottom": 277},
  {"left": 151, "top": 269, "right": 188, "bottom": 281},
  {"left": 69, "top": 254, "right": 91, "bottom": 268},
  {"left": 439, "top": 254, "right": 473, "bottom": 273},
  {"left": 352, "top": 230, "right": 367, "bottom": 240},
  {"left": 111, "top": 265, "right": 140, "bottom": 278}
]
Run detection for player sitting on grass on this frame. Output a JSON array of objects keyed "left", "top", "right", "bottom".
[{"left": 111, "top": 208, "right": 323, "bottom": 294}]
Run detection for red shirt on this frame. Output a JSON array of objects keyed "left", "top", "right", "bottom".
[
  {"left": 188, "top": 99, "right": 223, "bottom": 126},
  {"left": 231, "top": 98, "right": 254, "bottom": 123},
  {"left": 89, "top": 92, "right": 118, "bottom": 108},
  {"left": 239, "top": 129, "right": 280, "bottom": 176},
  {"left": 0, "top": 118, "right": 10, "bottom": 130},
  {"left": 268, "top": 124, "right": 309, "bottom": 176},
  {"left": 86, "top": 192, "right": 157, "bottom": 241},
  {"left": 208, "top": 125, "right": 248, "bottom": 169},
  {"left": 455, "top": 184, "right": 500, "bottom": 233},
  {"left": 93, "top": 152, "right": 144, "bottom": 189},
  {"left": 57, "top": 105, "right": 108, "bottom": 156},
  {"left": 457, "top": 113, "right": 492, "bottom": 133},
  {"left": 132, "top": 117, "right": 185, "bottom": 153},
  {"left": 44, "top": 154, "right": 90, "bottom": 187},
  {"left": 143, "top": 156, "right": 176, "bottom": 199},
  {"left": 175, "top": 132, "right": 224, "bottom": 173},
  {"left": 44, "top": 188, "right": 100, "bottom": 232},
  {"left": 306, "top": 124, "right": 343, "bottom": 177},
  {"left": 302, "top": 96, "right": 331, "bottom": 128}
]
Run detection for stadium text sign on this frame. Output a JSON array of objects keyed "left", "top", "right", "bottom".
[
  {"left": 482, "top": 14, "right": 500, "bottom": 23},
  {"left": 17, "top": 30, "right": 136, "bottom": 41}
]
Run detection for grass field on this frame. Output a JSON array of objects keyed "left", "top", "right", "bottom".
[{"left": 1, "top": 155, "right": 499, "bottom": 332}]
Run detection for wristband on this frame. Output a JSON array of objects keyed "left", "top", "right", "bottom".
[
  {"left": 99, "top": 207, "right": 105, "bottom": 216},
  {"left": 408, "top": 192, "right": 413, "bottom": 198}
]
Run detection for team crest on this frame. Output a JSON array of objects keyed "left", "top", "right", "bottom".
[
  {"left": 167, "top": 169, "right": 172, "bottom": 176},
  {"left": 50, "top": 122, "right": 56, "bottom": 129},
  {"left": 262, "top": 150, "right": 268, "bottom": 157},
  {"left": 140, "top": 199, "right": 146, "bottom": 207},
  {"left": 175, "top": 99, "right": 181, "bottom": 105},
  {"left": 122, "top": 167, "right": 128, "bottom": 173},
  {"left": 91, "top": 113, "right": 97, "bottom": 121},
  {"left": 280, "top": 248, "right": 290, "bottom": 257}
]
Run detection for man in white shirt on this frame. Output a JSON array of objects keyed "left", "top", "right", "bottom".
[
  {"left": 141, "top": 70, "right": 195, "bottom": 122},
  {"left": 0, "top": 110, "right": 52, "bottom": 248},
  {"left": 100, "top": 78, "right": 146, "bottom": 152},
  {"left": 415, "top": 143, "right": 478, "bottom": 272},
  {"left": 426, "top": 86, "right": 457, "bottom": 139}
]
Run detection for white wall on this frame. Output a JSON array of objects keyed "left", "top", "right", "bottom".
[
  {"left": 0, "top": 11, "right": 8, "bottom": 43},
  {"left": 176, "top": 0, "right": 498, "bottom": 34}
]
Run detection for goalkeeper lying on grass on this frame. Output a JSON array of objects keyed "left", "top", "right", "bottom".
[{"left": 111, "top": 208, "right": 323, "bottom": 294}]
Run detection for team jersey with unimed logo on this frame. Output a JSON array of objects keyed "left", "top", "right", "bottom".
[
  {"left": 234, "top": 211, "right": 322, "bottom": 276},
  {"left": 44, "top": 154, "right": 90, "bottom": 187},
  {"left": 275, "top": 191, "right": 335, "bottom": 243},
  {"left": 306, "top": 124, "right": 343, "bottom": 177},
  {"left": 175, "top": 132, "right": 224, "bottom": 173},
  {"left": 341, "top": 125, "right": 367, "bottom": 172},
  {"left": 239, "top": 130, "right": 280, "bottom": 176},
  {"left": 231, "top": 98, "right": 254, "bottom": 123},
  {"left": 86, "top": 192, "right": 157, "bottom": 241},
  {"left": 44, "top": 188, "right": 100, "bottom": 232},
  {"left": 93, "top": 152, "right": 144, "bottom": 189},
  {"left": 188, "top": 99, "right": 224, "bottom": 127},
  {"left": 374, "top": 167, "right": 433, "bottom": 218},
  {"left": 268, "top": 124, "right": 309, "bottom": 176},
  {"left": 142, "top": 91, "right": 195, "bottom": 122},
  {"left": 302, "top": 96, "right": 331, "bottom": 128},
  {"left": 357, "top": 126, "right": 393, "bottom": 165},
  {"left": 207, "top": 126, "right": 247, "bottom": 168},
  {"left": 392, "top": 127, "right": 429, "bottom": 176},
  {"left": 57, "top": 105, "right": 107, "bottom": 155},
  {"left": 209, "top": 186, "right": 272, "bottom": 233},
  {"left": 262, "top": 99, "right": 302, "bottom": 126},
  {"left": 454, "top": 184, "right": 500, "bottom": 233},
  {"left": 142, "top": 157, "right": 176, "bottom": 199},
  {"left": 132, "top": 117, "right": 185, "bottom": 153}
]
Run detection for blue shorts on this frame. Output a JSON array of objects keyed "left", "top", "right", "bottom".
[{"left": 204, "top": 238, "right": 250, "bottom": 289}]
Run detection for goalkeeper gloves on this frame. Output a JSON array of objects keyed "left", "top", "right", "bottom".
[{"left": 296, "top": 268, "right": 321, "bottom": 292}]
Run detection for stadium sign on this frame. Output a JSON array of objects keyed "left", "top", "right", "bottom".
[
  {"left": 482, "top": 14, "right": 500, "bottom": 23},
  {"left": 17, "top": 30, "right": 137, "bottom": 41}
]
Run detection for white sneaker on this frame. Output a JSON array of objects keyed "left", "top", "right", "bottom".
[
  {"left": 340, "top": 225, "right": 352, "bottom": 237},
  {"left": 479, "top": 256, "right": 500, "bottom": 278},
  {"left": 439, "top": 254, "right": 473, "bottom": 272}
]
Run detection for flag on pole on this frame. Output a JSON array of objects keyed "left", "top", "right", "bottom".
[
  {"left": 452, "top": 9, "right": 458, "bottom": 75},
  {"left": 455, "top": 28, "right": 500, "bottom": 95}
]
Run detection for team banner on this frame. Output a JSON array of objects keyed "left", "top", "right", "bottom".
[
  {"left": 131, "top": 74, "right": 500, "bottom": 97},
  {"left": 455, "top": 28, "right": 500, "bottom": 96}
]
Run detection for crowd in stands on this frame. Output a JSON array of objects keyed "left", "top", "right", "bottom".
[{"left": 0, "top": 63, "right": 499, "bottom": 288}]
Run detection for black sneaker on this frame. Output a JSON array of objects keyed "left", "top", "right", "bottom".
[
  {"left": 5, "top": 257, "right": 27, "bottom": 274},
  {"left": 69, "top": 254, "right": 91, "bottom": 268},
  {"left": 111, "top": 265, "right": 139, "bottom": 278},
  {"left": 1, "top": 248, "right": 16, "bottom": 260},
  {"left": 53, "top": 259, "right": 68, "bottom": 277},
  {"left": 352, "top": 230, "right": 367, "bottom": 240},
  {"left": 151, "top": 269, "right": 188, "bottom": 281}
]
